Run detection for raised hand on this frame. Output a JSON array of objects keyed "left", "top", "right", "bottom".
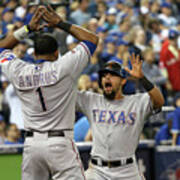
[
  {"left": 29, "top": 7, "right": 45, "bottom": 31},
  {"left": 41, "top": 5, "right": 63, "bottom": 27},
  {"left": 124, "top": 53, "right": 144, "bottom": 79}
]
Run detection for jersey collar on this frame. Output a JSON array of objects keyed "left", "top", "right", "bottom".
[{"left": 34, "top": 59, "right": 48, "bottom": 64}]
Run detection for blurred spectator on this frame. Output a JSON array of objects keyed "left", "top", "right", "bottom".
[
  {"left": 149, "top": 1, "right": 160, "bottom": 19},
  {"left": 139, "top": 0, "right": 150, "bottom": 29},
  {"left": 90, "top": 72, "right": 102, "bottom": 94},
  {"left": 88, "top": 0, "right": 106, "bottom": 18},
  {"left": 4, "top": 84, "right": 24, "bottom": 130},
  {"left": 155, "top": 112, "right": 173, "bottom": 145},
  {"left": 109, "top": 18, "right": 130, "bottom": 41},
  {"left": 142, "top": 47, "right": 167, "bottom": 89},
  {"left": 116, "top": 1, "right": 136, "bottom": 25},
  {"left": 116, "top": 39, "right": 129, "bottom": 63},
  {"left": 66, "top": 35, "right": 78, "bottom": 50},
  {"left": 116, "top": 0, "right": 125, "bottom": 13},
  {"left": 23, "top": 4, "right": 36, "bottom": 25},
  {"left": 4, "top": 123, "right": 21, "bottom": 144},
  {"left": 147, "top": 19, "right": 162, "bottom": 55},
  {"left": 87, "top": 18, "right": 98, "bottom": 33},
  {"left": 0, "top": 115, "right": 6, "bottom": 144},
  {"left": 70, "top": 0, "right": 91, "bottom": 25},
  {"left": 12, "top": 42, "right": 28, "bottom": 59},
  {"left": 102, "top": 7, "right": 118, "bottom": 31},
  {"left": 96, "top": 0, "right": 107, "bottom": 18},
  {"left": 100, "top": 36, "right": 116, "bottom": 64},
  {"left": 172, "top": 93, "right": 180, "bottom": 146},
  {"left": 1, "top": 8, "right": 14, "bottom": 34},
  {"left": 78, "top": 74, "right": 91, "bottom": 91},
  {"left": 158, "top": 2, "right": 177, "bottom": 27},
  {"left": 74, "top": 116, "right": 90, "bottom": 142},
  {"left": 160, "top": 29, "right": 180, "bottom": 93},
  {"left": 133, "top": 27, "right": 147, "bottom": 51},
  {"left": 15, "top": 0, "right": 28, "bottom": 19}
]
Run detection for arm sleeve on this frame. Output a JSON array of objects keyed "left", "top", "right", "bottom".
[
  {"left": 58, "top": 41, "right": 96, "bottom": 80},
  {"left": 140, "top": 93, "right": 153, "bottom": 115},
  {"left": 0, "top": 50, "right": 17, "bottom": 80},
  {"left": 76, "top": 91, "right": 91, "bottom": 116}
]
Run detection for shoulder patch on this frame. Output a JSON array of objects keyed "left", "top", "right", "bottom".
[{"left": 0, "top": 50, "right": 16, "bottom": 63}]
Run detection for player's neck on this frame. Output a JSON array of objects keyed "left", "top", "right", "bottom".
[
  {"left": 35, "top": 54, "right": 57, "bottom": 62},
  {"left": 114, "top": 91, "right": 124, "bottom": 100}
]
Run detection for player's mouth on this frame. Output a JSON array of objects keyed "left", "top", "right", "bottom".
[{"left": 104, "top": 82, "right": 112, "bottom": 92}]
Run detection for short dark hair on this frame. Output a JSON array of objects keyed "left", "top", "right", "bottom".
[{"left": 34, "top": 33, "right": 58, "bottom": 55}]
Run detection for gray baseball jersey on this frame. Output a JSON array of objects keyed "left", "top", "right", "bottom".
[
  {"left": 0, "top": 42, "right": 90, "bottom": 133},
  {"left": 76, "top": 91, "right": 153, "bottom": 160}
]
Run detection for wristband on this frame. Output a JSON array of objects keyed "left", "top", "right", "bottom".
[
  {"left": 26, "top": 24, "right": 33, "bottom": 33},
  {"left": 56, "top": 21, "right": 72, "bottom": 32},
  {"left": 13, "top": 25, "right": 30, "bottom": 41},
  {"left": 140, "top": 76, "right": 154, "bottom": 91}
]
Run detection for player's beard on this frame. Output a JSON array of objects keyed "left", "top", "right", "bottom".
[{"left": 103, "top": 90, "right": 116, "bottom": 100}]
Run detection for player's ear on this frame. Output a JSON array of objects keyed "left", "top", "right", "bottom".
[
  {"left": 33, "top": 51, "right": 37, "bottom": 59},
  {"left": 121, "top": 78, "right": 127, "bottom": 85},
  {"left": 54, "top": 50, "right": 59, "bottom": 59}
]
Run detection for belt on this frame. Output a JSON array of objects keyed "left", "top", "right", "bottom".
[
  {"left": 25, "top": 130, "right": 65, "bottom": 137},
  {"left": 91, "top": 157, "right": 134, "bottom": 168}
]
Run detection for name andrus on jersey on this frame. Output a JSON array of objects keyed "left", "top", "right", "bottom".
[{"left": 18, "top": 70, "right": 58, "bottom": 87}]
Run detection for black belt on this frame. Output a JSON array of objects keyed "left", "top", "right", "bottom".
[
  {"left": 91, "top": 157, "right": 133, "bottom": 168},
  {"left": 25, "top": 130, "right": 65, "bottom": 137}
]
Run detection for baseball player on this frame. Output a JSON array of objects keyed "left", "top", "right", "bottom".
[
  {"left": 0, "top": 6, "right": 98, "bottom": 180},
  {"left": 76, "top": 55, "right": 164, "bottom": 180}
]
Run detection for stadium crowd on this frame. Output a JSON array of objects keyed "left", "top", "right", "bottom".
[{"left": 0, "top": 0, "right": 180, "bottom": 146}]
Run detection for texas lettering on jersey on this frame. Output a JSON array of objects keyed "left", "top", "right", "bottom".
[{"left": 92, "top": 109, "right": 136, "bottom": 125}]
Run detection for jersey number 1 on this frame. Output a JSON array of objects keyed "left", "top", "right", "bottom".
[{"left": 36, "top": 87, "right": 47, "bottom": 111}]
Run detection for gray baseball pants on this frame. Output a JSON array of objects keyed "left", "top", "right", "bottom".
[
  {"left": 22, "top": 132, "right": 86, "bottom": 180},
  {"left": 85, "top": 157, "right": 145, "bottom": 180}
]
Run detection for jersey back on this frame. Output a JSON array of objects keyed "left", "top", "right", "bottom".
[{"left": 0, "top": 43, "right": 90, "bottom": 132}]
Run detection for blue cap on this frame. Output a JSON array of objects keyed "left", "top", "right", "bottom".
[
  {"left": 2, "top": 8, "right": 13, "bottom": 16},
  {"left": 161, "top": 2, "right": 172, "bottom": 9},
  {"left": 116, "top": 39, "right": 129, "bottom": 46},
  {"left": 169, "top": 29, "right": 179, "bottom": 39},
  {"left": 96, "top": 26, "right": 108, "bottom": 33},
  {"left": 98, "top": 57, "right": 128, "bottom": 79},
  {"left": 107, "top": 57, "right": 123, "bottom": 65},
  {"left": 105, "top": 36, "right": 116, "bottom": 44},
  {"left": 90, "top": 72, "right": 99, "bottom": 82}
]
